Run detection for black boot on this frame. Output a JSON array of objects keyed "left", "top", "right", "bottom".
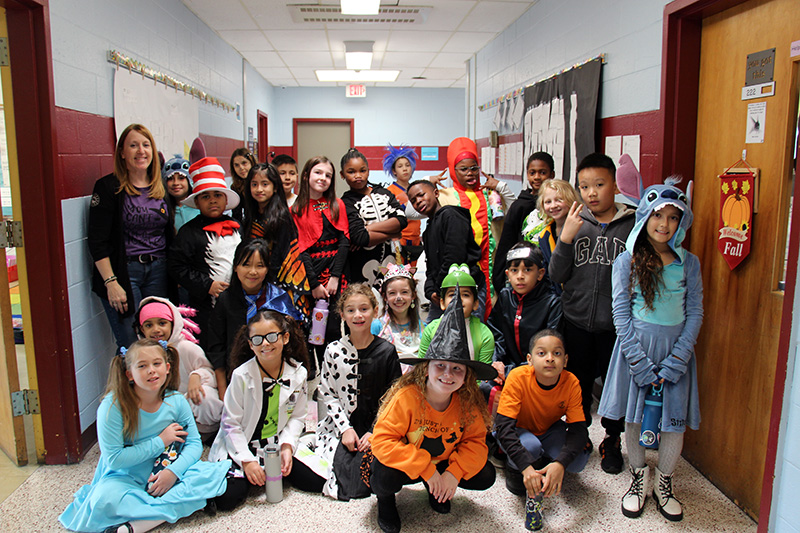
[{"left": 377, "top": 495, "right": 401, "bottom": 533}]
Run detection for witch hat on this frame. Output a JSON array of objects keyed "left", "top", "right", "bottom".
[{"left": 400, "top": 285, "right": 497, "bottom": 381}]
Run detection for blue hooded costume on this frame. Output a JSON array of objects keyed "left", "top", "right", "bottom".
[{"left": 597, "top": 180, "right": 703, "bottom": 432}]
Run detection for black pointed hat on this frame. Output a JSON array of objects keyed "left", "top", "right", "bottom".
[{"left": 399, "top": 285, "right": 497, "bottom": 381}]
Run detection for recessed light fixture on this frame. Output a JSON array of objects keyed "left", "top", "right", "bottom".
[
  {"left": 316, "top": 69, "right": 400, "bottom": 82},
  {"left": 340, "top": 0, "right": 380, "bottom": 15},
  {"left": 345, "top": 41, "right": 374, "bottom": 71}
]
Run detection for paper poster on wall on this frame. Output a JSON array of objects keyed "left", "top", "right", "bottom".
[
  {"left": 114, "top": 70, "right": 199, "bottom": 159},
  {"left": 746, "top": 102, "right": 766, "bottom": 143},
  {"left": 605, "top": 135, "right": 622, "bottom": 162},
  {"left": 622, "top": 135, "right": 641, "bottom": 169}
]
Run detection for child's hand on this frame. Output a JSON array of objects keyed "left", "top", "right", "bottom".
[
  {"left": 187, "top": 374, "right": 205, "bottom": 405},
  {"left": 208, "top": 280, "right": 229, "bottom": 298},
  {"left": 280, "top": 443, "right": 294, "bottom": 476},
  {"left": 522, "top": 465, "right": 544, "bottom": 497},
  {"left": 158, "top": 423, "right": 187, "bottom": 447},
  {"left": 559, "top": 202, "right": 584, "bottom": 244},
  {"left": 430, "top": 293, "right": 440, "bottom": 306},
  {"left": 147, "top": 468, "right": 178, "bottom": 496},
  {"left": 326, "top": 276, "right": 340, "bottom": 296},
  {"left": 427, "top": 470, "right": 458, "bottom": 502},
  {"left": 483, "top": 173, "right": 499, "bottom": 191},
  {"left": 357, "top": 432, "right": 372, "bottom": 452},
  {"left": 311, "top": 285, "right": 329, "bottom": 299},
  {"left": 243, "top": 460, "right": 266, "bottom": 486},
  {"left": 537, "top": 461, "right": 565, "bottom": 496},
  {"left": 429, "top": 169, "right": 447, "bottom": 187},
  {"left": 341, "top": 428, "right": 359, "bottom": 452},
  {"left": 491, "top": 362, "right": 506, "bottom": 384}
]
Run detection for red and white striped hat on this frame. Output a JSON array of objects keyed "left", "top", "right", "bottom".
[{"left": 182, "top": 157, "right": 240, "bottom": 210}]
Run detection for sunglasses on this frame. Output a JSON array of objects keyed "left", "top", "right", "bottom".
[
  {"left": 249, "top": 331, "right": 286, "bottom": 346},
  {"left": 455, "top": 165, "right": 480, "bottom": 174}
]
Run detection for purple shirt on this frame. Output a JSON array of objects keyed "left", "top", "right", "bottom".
[{"left": 123, "top": 187, "right": 169, "bottom": 256}]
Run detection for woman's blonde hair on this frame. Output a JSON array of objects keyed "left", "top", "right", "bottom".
[
  {"left": 114, "top": 124, "right": 165, "bottom": 199},
  {"left": 536, "top": 178, "right": 582, "bottom": 224},
  {"left": 106, "top": 339, "right": 180, "bottom": 439}
]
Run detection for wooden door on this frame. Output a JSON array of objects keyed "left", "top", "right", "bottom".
[
  {"left": 688, "top": 0, "right": 800, "bottom": 517},
  {"left": 295, "top": 120, "right": 354, "bottom": 198}
]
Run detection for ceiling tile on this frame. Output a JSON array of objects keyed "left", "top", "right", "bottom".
[
  {"left": 428, "top": 52, "right": 472, "bottom": 69},
  {"left": 242, "top": 50, "right": 285, "bottom": 67},
  {"left": 386, "top": 30, "right": 451, "bottom": 53},
  {"left": 380, "top": 51, "right": 436, "bottom": 68},
  {"left": 441, "top": 31, "right": 495, "bottom": 53},
  {"left": 264, "top": 29, "right": 330, "bottom": 51},
  {"left": 217, "top": 30, "right": 273, "bottom": 51},
  {"left": 326, "top": 30, "right": 390, "bottom": 52},
  {"left": 268, "top": 78, "right": 300, "bottom": 87},
  {"left": 415, "top": 0, "right": 477, "bottom": 32},
  {"left": 422, "top": 67, "right": 467, "bottom": 79},
  {"left": 255, "top": 66, "right": 293, "bottom": 78},
  {"left": 182, "top": 0, "right": 259, "bottom": 30},
  {"left": 457, "top": 1, "right": 531, "bottom": 33},
  {"left": 278, "top": 51, "right": 335, "bottom": 68}
]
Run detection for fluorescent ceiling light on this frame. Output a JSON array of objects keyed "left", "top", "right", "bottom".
[
  {"left": 316, "top": 69, "right": 400, "bottom": 82},
  {"left": 345, "top": 41, "right": 374, "bottom": 71},
  {"left": 341, "top": 0, "right": 380, "bottom": 15}
]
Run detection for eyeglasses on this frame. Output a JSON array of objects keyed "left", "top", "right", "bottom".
[
  {"left": 249, "top": 331, "right": 285, "bottom": 346},
  {"left": 455, "top": 165, "right": 480, "bottom": 174}
]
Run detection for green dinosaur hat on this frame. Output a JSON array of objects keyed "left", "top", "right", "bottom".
[{"left": 440, "top": 264, "right": 476, "bottom": 289}]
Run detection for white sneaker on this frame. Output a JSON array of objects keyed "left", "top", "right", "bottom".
[
  {"left": 621, "top": 465, "right": 649, "bottom": 518},
  {"left": 654, "top": 467, "right": 683, "bottom": 521}
]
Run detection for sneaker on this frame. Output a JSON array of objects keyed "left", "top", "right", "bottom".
[
  {"left": 654, "top": 467, "right": 683, "bottom": 521},
  {"left": 505, "top": 466, "right": 526, "bottom": 496},
  {"left": 525, "top": 493, "right": 544, "bottom": 531},
  {"left": 428, "top": 492, "right": 451, "bottom": 514},
  {"left": 621, "top": 465, "right": 649, "bottom": 518},
  {"left": 599, "top": 435, "right": 623, "bottom": 474},
  {"left": 377, "top": 495, "right": 402, "bottom": 533}
]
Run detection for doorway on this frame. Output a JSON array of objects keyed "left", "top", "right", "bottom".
[
  {"left": 294, "top": 119, "right": 354, "bottom": 197},
  {"left": 257, "top": 110, "right": 268, "bottom": 163}
]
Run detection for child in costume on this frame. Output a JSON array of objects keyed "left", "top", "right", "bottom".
[
  {"left": 370, "top": 286, "right": 498, "bottom": 533},
  {"left": 417, "top": 264, "right": 493, "bottom": 367},
  {"left": 229, "top": 148, "right": 256, "bottom": 222},
  {"left": 371, "top": 263, "right": 424, "bottom": 364},
  {"left": 136, "top": 297, "right": 222, "bottom": 435},
  {"left": 383, "top": 144, "right": 423, "bottom": 264},
  {"left": 495, "top": 329, "right": 590, "bottom": 530},
  {"left": 340, "top": 148, "right": 408, "bottom": 287},
  {"left": 162, "top": 157, "right": 199, "bottom": 233},
  {"left": 272, "top": 154, "right": 299, "bottom": 207},
  {"left": 209, "top": 309, "right": 312, "bottom": 510},
  {"left": 168, "top": 157, "right": 242, "bottom": 347},
  {"left": 59, "top": 339, "right": 229, "bottom": 533},
  {"left": 598, "top": 176, "right": 703, "bottom": 522}
]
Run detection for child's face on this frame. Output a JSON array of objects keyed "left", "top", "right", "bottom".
[
  {"left": 166, "top": 174, "right": 190, "bottom": 201},
  {"left": 195, "top": 190, "right": 227, "bottom": 218},
  {"left": 427, "top": 361, "right": 466, "bottom": 397},
  {"left": 308, "top": 162, "right": 334, "bottom": 198},
  {"left": 140, "top": 317, "right": 173, "bottom": 342},
  {"left": 408, "top": 184, "right": 438, "bottom": 217},
  {"left": 342, "top": 157, "right": 369, "bottom": 192},
  {"left": 441, "top": 287, "right": 478, "bottom": 315},
  {"left": 453, "top": 158, "right": 480, "bottom": 189},
  {"left": 506, "top": 262, "right": 544, "bottom": 296},
  {"left": 233, "top": 156, "right": 252, "bottom": 180},
  {"left": 541, "top": 188, "right": 567, "bottom": 223},
  {"left": 126, "top": 347, "right": 170, "bottom": 394},
  {"left": 577, "top": 167, "right": 617, "bottom": 220},
  {"left": 341, "top": 293, "right": 377, "bottom": 333},
  {"left": 120, "top": 130, "right": 153, "bottom": 174},
  {"left": 646, "top": 204, "right": 681, "bottom": 248},
  {"left": 277, "top": 164, "right": 298, "bottom": 195},
  {"left": 384, "top": 278, "right": 414, "bottom": 317},
  {"left": 248, "top": 318, "right": 288, "bottom": 366},
  {"left": 393, "top": 157, "right": 413, "bottom": 182},
  {"left": 526, "top": 159, "right": 554, "bottom": 192},
  {"left": 250, "top": 171, "right": 275, "bottom": 210},
  {"left": 236, "top": 251, "right": 268, "bottom": 294},
  {"left": 527, "top": 335, "right": 567, "bottom": 386}
]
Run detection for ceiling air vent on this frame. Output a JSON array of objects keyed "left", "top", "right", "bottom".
[{"left": 289, "top": 5, "right": 430, "bottom": 25}]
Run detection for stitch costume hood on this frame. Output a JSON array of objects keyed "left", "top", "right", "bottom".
[{"left": 626, "top": 177, "right": 693, "bottom": 259}]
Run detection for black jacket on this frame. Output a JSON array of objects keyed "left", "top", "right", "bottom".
[
  {"left": 205, "top": 287, "right": 247, "bottom": 371},
  {"left": 492, "top": 189, "right": 538, "bottom": 293}
]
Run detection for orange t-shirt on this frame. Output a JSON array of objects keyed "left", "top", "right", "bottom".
[
  {"left": 386, "top": 182, "right": 421, "bottom": 246},
  {"left": 497, "top": 365, "right": 584, "bottom": 435}
]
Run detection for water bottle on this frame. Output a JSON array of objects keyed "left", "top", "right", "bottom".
[
  {"left": 639, "top": 383, "right": 664, "bottom": 449},
  {"left": 308, "top": 299, "right": 329, "bottom": 345},
  {"left": 525, "top": 492, "right": 544, "bottom": 531},
  {"left": 147, "top": 439, "right": 184, "bottom": 492},
  {"left": 264, "top": 445, "right": 283, "bottom": 503}
]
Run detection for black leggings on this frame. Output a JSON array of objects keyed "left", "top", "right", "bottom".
[
  {"left": 215, "top": 458, "right": 326, "bottom": 511},
  {"left": 370, "top": 458, "right": 496, "bottom": 498}
]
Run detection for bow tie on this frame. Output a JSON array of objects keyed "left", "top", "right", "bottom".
[
  {"left": 262, "top": 377, "right": 291, "bottom": 392},
  {"left": 204, "top": 219, "right": 240, "bottom": 236}
]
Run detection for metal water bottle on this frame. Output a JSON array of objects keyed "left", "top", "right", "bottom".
[
  {"left": 308, "top": 299, "right": 329, "bottom": 345},
  {"left": 525, "top": 493, "right": 544, "bottom": 531},
  {"left": 264, "top": 445, "right": 283, "bottom": 503},
  {"left": 639, "top": 383, "right": 664, "bottom": 449}
]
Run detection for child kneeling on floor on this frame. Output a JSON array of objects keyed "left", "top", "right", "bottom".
[
  {"left": 495, "top": 328, "right": 590, "bottom": 530},
  {"left": 369, "top": 285, "right": 498, "bottom": 533}
]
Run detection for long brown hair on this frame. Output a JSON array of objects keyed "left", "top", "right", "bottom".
[
  {"left": 114, "top": 124, "right": 165, "bottom": 199},
  {"left": 291, "top": 156, "right": 339, "bottom": 220},
  {"left": 230, "top": 147, "right": 257, "bottom": 194},
  {"left": 106, "top": 339, "right": 180, "bottom": 439},
  {"left": 379, "top": 276, "right": 420, "bottom": 333},
  {"left": 377, "top": 362, "right": 491, "bottom": 431},
  {"left": 228, "top": 310, "right": 310, "bottom": 381},
  {"left": 631, "top": 231, "right": 664, "bottom": 311}
]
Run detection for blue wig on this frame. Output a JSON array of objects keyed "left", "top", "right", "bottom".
[{"left": 382, "top": 144, "right": 418, "bottom": 177}]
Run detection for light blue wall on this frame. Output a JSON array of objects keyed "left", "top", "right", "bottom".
[
  {"left": 270, "top": 87, "right": 465, "bottom": 146},
  {"left": 469, "top": 0, "right": 670, "bottom": 138},
  {"left": 244, "top": 61, "right": 275, "bottom": 148}
]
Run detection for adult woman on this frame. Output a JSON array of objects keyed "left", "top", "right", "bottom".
[
  {"left": 88, "top": 124, "right": 171, "bottom": 350},
  {"left": 229, "top": 148, "right": 257, "bottom": 222}
]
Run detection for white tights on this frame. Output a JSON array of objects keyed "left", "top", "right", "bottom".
[{"left": 625, "top": 422, "right": 684, "bottom": 475}]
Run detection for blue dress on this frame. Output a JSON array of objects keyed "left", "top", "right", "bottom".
[
  {"left": 598, "top": 250, "right": 703, "bottom": 432},
  {"left": 59, "top": 391, "right": 230, "bottom": 532}
]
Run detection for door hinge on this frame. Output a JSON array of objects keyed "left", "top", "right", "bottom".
[
  {"left": 0, "top": 38, "right": 9, "bottom": 67},
  {"left": 11, "top": 389, "right": 39, "bottom": 416},
  {"left": 0, "top": 220, "right": 23, "bottom": 248}
]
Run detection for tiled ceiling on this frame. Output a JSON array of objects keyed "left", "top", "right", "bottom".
[{"left": 182, "top": 0, "right": 536, "bottom": 87}]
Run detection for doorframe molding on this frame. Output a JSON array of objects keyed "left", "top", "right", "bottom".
[{"left": 292, "top": 118, "right": 355, "bottom": 161}]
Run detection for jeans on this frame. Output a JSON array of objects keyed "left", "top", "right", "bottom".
[
  {"left": 370, "top": 458, "right": 496, "bottom": 498},
  {"left": 497, "top": 421, "right": 590, "bottom": 473},
  {"left": 101, "top": 257, "right": 169, "bottom": 351}
]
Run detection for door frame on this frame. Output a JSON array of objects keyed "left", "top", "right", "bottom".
[
  {"left": 292, "top": 118, "right": 355, "bottom": 161},
  {"left": 660, "top": 0, "right": 793, "bottom": 527},
  {"left": 5, "top": 0, "right": 80, "bottom": 464},
  {"left": 257, "top": 110, "right": 268, "bottom": 163}
]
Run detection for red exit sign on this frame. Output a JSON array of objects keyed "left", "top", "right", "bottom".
[{"left": 346, "top": 84, "right": 366, "bottom": 98}]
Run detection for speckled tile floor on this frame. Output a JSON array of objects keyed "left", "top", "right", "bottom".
[{"left": 0, "top": 409, "right": 756, "bottom": 532}]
